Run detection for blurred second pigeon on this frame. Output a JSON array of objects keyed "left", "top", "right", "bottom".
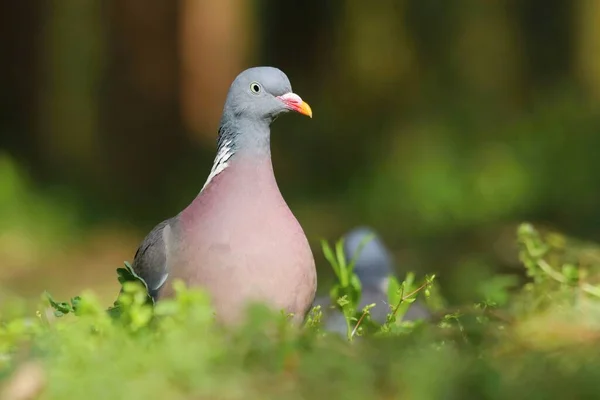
[{"left": 315, "top": 227, "right": 430, "bottom": 334}]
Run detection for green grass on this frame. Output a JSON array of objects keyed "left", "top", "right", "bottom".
[{"left": 2, "top": 223, "right": 600, "bottom": 399}]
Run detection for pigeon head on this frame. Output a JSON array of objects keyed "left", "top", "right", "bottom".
[
  {"left": 343, "top": 227, "right": 394, "bottom": 290},
  {"left": 222, "top": 66, "right": 312, "bottom": 126},
  {"left": 201, "top": 66, "right": 312, "bottom": 191}
]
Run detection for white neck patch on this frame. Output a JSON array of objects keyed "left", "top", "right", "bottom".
[{"left": 201, "top": 139, "right": 234, "bottom": 192}]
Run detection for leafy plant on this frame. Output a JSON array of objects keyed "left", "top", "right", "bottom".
[
  {"left": 381, "top": 273, "right": 436, "bottom": 334},
  {"left": 5, "top": 224, "right": 600, "bottom": 399},
  {"left": 320, "top": 235, "right": 365, "bottom": 340},
  {"left": 320, "top": 234, "right": 435, "bottom": 340},
  {"left": 44, "top": 292, "right": 81, "bottom": 317}
]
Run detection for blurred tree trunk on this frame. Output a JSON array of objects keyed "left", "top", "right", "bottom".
[
  {"left": 0, "top": 0, "right": 42, "bottom": 163},
  {"left": 179, "top": 0, "right": 255, "bottom": 143},
  {"left": 575, "top": 0, "right": 600, "bottom": 104},
  {"left": 516, "top": 0, "right": 573, "bottom": 93},
  {"left": 453, "top": 0, "right": 523, "bottom": 109},
  {"left": 37, "top": 0, "right": 105, "bottom": 181},
  {"left": 100, "top": 0, "right": 183, "bottom": 210},
  {"left": 334, "top": 0, "right": 417, "bottom": 107},
  {"left": 259, "top": 1, "right": 338, "bottom": 85}
]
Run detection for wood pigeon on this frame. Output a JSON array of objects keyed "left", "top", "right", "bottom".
[{"left": 131, "top": 67, "right": 317, "bottom": 325}]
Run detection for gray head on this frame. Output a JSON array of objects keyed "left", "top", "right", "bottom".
[
  {"left": 213, "top": 66, "right": 312, "bottom": 164},
  {"left": 343, "top": 227, "right": 394, "bottom": 289},
  {"left": 221, "top": 66, "right": 312, "bottom": 128},
  {"left": 200, "top": 67, "right": 312, "bottom": 191}
]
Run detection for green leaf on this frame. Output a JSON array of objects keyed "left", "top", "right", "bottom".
[
  {"left": 106, "top": 304, "right": 123, "bottom": 319},
  {"left": 387, "top": 276, "right": 402, "bottom": 307},
  {"left": 335, "top": 238, "right": 348, "bottom": 286},
  {"left": 45, "top": 291, "right": 75, "bottom": 317},
  {"left": 336, "top": 295, "right": 350, "bottom": 308},
  {"left": 350, "top": 274, "right": 362, "bottom": 296},
  {"left": 403, "top": 272, "right": 416, "bottom": 293},
  {"left": 321, "top": 239, "right": 340, "bottom": 278},
  {"left": 116, "top": 261, "right": 154, "bottom": 306},
  {"left": 346, "top": 233, "right": 375, "bottom": 272},
  {"left": 561, "top": 264, "right": 579, "bottom": 283}
]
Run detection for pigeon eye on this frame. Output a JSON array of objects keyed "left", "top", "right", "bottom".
[{"left": 250, "top": 82, "right": 262, "bottom": 94}]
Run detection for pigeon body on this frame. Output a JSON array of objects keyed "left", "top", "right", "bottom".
[
  {"left": 132, "top": 67, "right": 317, "bottom": 325},
  {"left": 316, "top": 227, "right": 430, "bottom": 334}
]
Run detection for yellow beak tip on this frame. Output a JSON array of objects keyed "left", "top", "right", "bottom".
[{"left": 301, "top": 102, "right": 313, "bottom": 118}]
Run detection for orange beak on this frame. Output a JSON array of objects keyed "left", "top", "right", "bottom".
[{"left": 277, "top": 92, "right": 313, "bottom": 118}]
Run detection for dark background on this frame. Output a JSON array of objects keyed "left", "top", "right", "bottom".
[{"left": 1, "top": 0, "right": 600, "bottom": 307}]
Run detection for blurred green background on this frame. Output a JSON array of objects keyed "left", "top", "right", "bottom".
[{"left": 1, "top": 0, "right": 600, "bottom": 308}]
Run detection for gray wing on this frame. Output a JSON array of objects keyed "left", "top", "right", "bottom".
[{"left": 131, "top": 218, "right": 174, "bottom": 300}]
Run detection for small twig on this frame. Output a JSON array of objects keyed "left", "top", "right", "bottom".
[
  {"left": 430, "top": 305, "right": 514, "bottom": 324},
  {"left": 350, "top": 310, "right": 369, "bottom": 338},
  {"left": 537, "top": 259, "right": 567, "bottom": 283},
  {"left": 538, "top": 259, "right": 600, "bottom": 298},
  {"left": 390, "top": 280, "right": 431, "bottom": 320},
  {"left": 580, "top": 282, "right": 600, "bottom": 298}
]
